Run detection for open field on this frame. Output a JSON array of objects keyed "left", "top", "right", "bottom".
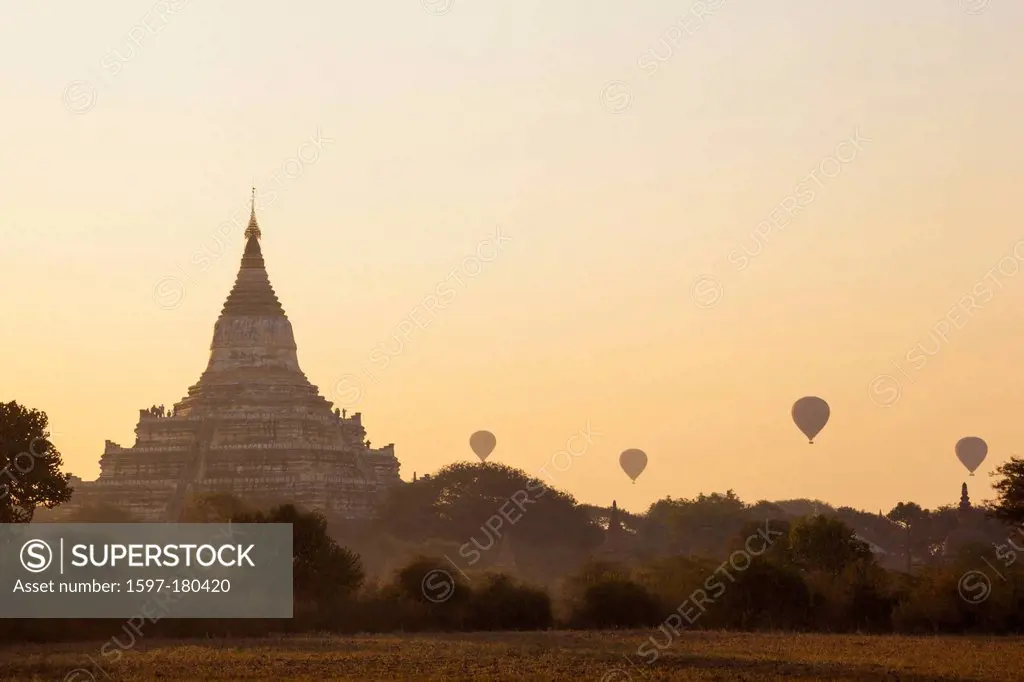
[{"left": 4, "top": 630, "right": 1024, "bottom": 681}]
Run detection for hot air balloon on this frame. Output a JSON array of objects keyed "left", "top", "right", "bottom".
[
  {"left": 619, "top": 449, "right": 647, "bottom": 483},
  {"left": 792, "top": 396, "right": 830, "bottom": 444},
  {"left": 469, "top": 430, "right": 496, "bottom": 462},
  {"left": 955, "top": 437, "right": 987, "bottom": 476}
]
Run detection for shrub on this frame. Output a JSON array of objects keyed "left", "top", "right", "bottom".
[
  {"left": 570, "top": 578, "right": 663, "bottom": 629},
  {"left": 467, "top": 573, "right": 552, "bottom": 630}
]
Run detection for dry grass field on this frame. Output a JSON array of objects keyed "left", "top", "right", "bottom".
[{"left": 4, "top": 630, "right": 1024, "bottom": 681}]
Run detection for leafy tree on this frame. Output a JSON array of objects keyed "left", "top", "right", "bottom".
[
  {"left": 570, "top": 578, "right": 662, "bottom": 628},
  {"left": 379, "top": 462, "right": 602, "bottom": 582},
  {"left": 789, "top": 515, "right": 873, "bottom": 575},
  {"left": 0, "top": 401, "right": 72, "bottom": 523},
  {"left": 386, "top": 555, "right": 472, "bottom": 629},
  {"left": 637, "top": 490, "right": 750, "bottom": 558},
  {"left": 991, "top": 458, "right": 1024, "bottom": 525},
  {"left": 466, "top": 573, "right": 552, "bottom": 630},
  {"left": 837, "top": 560, "right": 897, "bottom": 632},
  {"left": 390, "top": 555, "right": 470, "bottom": 606},
  {"left": 633, "top": 554, "right": 718, "bottom": 608},
  {"left": 747, "top": 499, "right": 788, "bottom": 520},
  {"left": 562, "top": 560, "right": 632, "bottom": 600},
  {"left": 731, "top": 517, "right": 792, "bottom": 563},
  {"left": 233, "top": 503, "right": 364, "bottom": 601},
  {"left": 715, "top": 558, "right": 812, "bottom": 630},
  {"left": 887, "top": 502, "right": 929, "bottom": 572},
  {"left": 773, "top": 498, "right": 836, "bottom": 517}
]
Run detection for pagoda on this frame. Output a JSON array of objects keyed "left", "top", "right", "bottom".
[
  {"left": 60, "top": 191, "right": 401, "bottom": 521},
  {"left": 596, "top": 500, "right": 631, "bottom": 559}
]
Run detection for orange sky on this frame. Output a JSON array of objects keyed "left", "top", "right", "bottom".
[{"left": 2, "top": 0, "right": 1024, "bottom": 514}]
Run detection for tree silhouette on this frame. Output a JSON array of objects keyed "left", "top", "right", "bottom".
[
  {"left": 233, "top": 503, "right": 364, "bottom": 601},
  {"left": 0, "top": 401, "right": 72, "bottom": 523},
  {"left": 887, "top": 502, "right": 929, "bottom": 572},
  {"left": 991, "top": 458, "right": 1024, "bottom": 526},
  {"left": 789, "top": 515, "right": 873, "bottom": 576},
  {"left": 378, "top": 462, "right": 602, "bottom": 582},
  {"left": 638, "top": 490, "right": 752, "bottom": 558}
]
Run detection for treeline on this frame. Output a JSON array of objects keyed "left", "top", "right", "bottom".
[
  {"left": 8, "top": 401, "right": 1024, "bottom": 642},
  {"left": 5, "top": 504, "right": 1024, "bottom": 644}
]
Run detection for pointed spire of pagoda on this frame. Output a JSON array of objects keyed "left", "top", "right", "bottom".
[
  {"left": 219, "top": 187, "right": 286, "bottom": 318},
  {"left": 244, "top": 186, "right": 262, "bottom": 241},
  {"left": 599, "top": 500, "right": 626, "bottom": 558},
  {"left": 959, "top": 482, "right": 971, "bottom": 514},
  {"left": 608, "top": 500, "right": 622, "bottom": 533}
]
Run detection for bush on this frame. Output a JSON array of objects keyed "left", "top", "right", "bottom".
[
  {"left": 570, "top": 578, "right": 663, "bottom": 629},
  {"left": 382, "top": 556, "right": 473, "bottom": 630},
  {"left": 467, "top": 573, "right": 553, "bottom": 630},
  {"left": 712, "top": 557, "right": 813, "bottom": 630}
]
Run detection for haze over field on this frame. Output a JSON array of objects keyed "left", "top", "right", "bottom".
[{"left": 2, "top": 0, "right": 1024, "bottom": 515}]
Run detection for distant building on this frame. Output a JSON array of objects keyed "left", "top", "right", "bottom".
[
  {"left": 595, "top": 500, "right": 633, "bottom": 560},
  {"left": 942, "top": 482, "right": 995, "bottom": 558},
  {"left": 54, "top": 191, "right": 401, "bottom": 521}
]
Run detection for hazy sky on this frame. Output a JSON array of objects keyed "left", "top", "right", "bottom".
[{"left": 2, "top": 0, "right": 1023, "bottom": 515}]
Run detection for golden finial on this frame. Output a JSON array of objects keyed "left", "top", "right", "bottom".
[{"left": 244, "top": 184, "right": 262, "bottom": 241}]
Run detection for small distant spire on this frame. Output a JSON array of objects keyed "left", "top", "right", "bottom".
[
  {"left": 244, "top": 186, "right": 262, "bottom": 241},
  {"left": 959, "top": 482, "right": 971, "bottom": 513}
]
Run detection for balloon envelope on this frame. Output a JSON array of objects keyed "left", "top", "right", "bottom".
[
  {"left": 469, "top": 430, "right": 496, "bottom": 461},
  {"left": 619, "top": 449, "right": 648, "bottom": 482},
  {"left": 955, "top": 437, "right": 987, "bottom": 475},
  {"left": 792, "top": 396, "right": 830, "bottom": 443}
]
